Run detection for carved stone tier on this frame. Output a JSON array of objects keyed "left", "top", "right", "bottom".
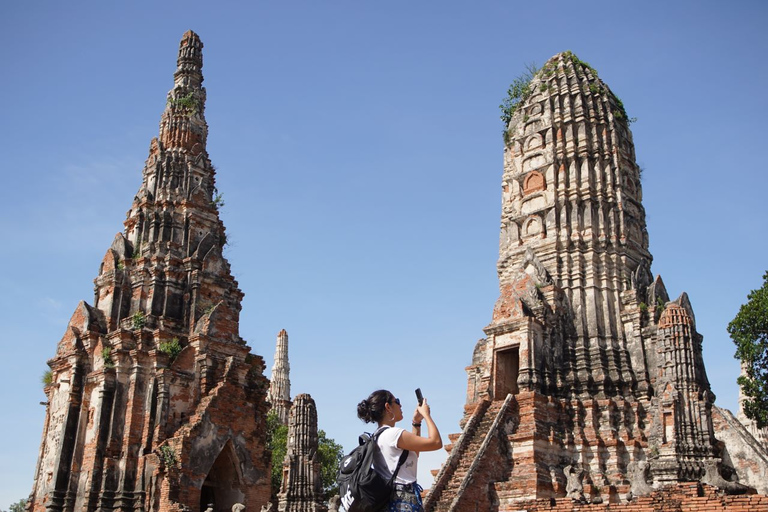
[
  {"left": 29, "top": 31, "right": 272, "bottom": 512},
  {"left": 268, "top": 329, "right": 293, "bottom": 425},
  {"left": 425, "top": 52, "right": 768, "bottom": 511},
  {"left": 277, "top": 394, "right": 327, "bottom": 512}
]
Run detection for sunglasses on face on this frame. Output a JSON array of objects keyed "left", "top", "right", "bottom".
[{"left": 392, "top": 398, "right": 401, "bottom": 406}]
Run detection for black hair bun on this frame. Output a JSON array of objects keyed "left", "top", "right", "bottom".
[{"left": 357, "top": 399, "right": 372, "bottom": 423}]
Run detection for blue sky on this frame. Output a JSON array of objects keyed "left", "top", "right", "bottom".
[{"left": 1, "top": 1, "right": 767, "bottom": 507}]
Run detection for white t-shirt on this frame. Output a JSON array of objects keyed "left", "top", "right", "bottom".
[{"left": 374, "top": 427, "right": 418, "bottom": 484}]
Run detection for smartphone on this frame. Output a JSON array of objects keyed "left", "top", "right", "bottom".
[{"left": 415, "top": 388, "right": 423, "bottom": 405}]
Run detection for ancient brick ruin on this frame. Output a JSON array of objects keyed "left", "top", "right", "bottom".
[
  {"left": 276, "top": 394, "right": 327, "bottom": 512},
  {"left": 424, "top": 52, "right": 768, "bottom": 511},
  {"left": 268, "top": 329, "right": 292, "bottom": 425},
  {"left": 28, "top": 31, "right": 271, "bottom": 512}
]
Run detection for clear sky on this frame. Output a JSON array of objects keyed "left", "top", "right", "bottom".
[{"left": 1, "top": 1, "right": 766, "bottom": 508}]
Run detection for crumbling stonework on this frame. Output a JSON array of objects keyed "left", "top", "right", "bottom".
[
  {"left": 268, "top": 329, "right": 292, "bottom": 425},
  {"left": 277, "top": 394, "right": 327, "bottom": 512},
  {"left": 425, "top": 52, "right": 768, "bottom": 511},
  {"left": 28, "top": 31, "right": 271, "bottom": 512}
]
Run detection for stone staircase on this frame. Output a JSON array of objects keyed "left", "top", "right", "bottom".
[{"left": 425, "top": 394, "right": 515, "bottom": 512}]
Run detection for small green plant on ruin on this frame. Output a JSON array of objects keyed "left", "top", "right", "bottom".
[
  {"left": 639, "top": 302, "right": 648, "bottom": 313},
  {"left": 563, "top": 50, "right": 636, "bottom": 125},
  {"left": 132, "top": 311, "right": 146, "bottom": 329},
  {"left": 212, "top": 189, "right": 225, "bottom": 209},
  {"left": 132, "top": 242, "right": 142, "bottom": 261},
  {"left": 41, "top": 370, "right": 53, "bottom": 387},
  {"left": 499, "top": 62, "right": 539, "bottom": 140},
  {"left": 102, "top": 347, "right": 115, "bottom": 369},
  {"left": 167, "top": 92, "right": 198, "bottom": 116},
  {"left": 116, "top": 260, "right": 125, "bottom": 271},
  {"left": 158, "top": 338, "right": 183, "bottom": 362},
  {"left": 159, "top": 444, "right": 178, "bottom": 468},
  {"left": 655, "top": 297, "right": 665, "bottom": 315}
]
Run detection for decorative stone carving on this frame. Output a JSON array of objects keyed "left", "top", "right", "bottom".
[
  {"left": 277, "top": 394, "right": 327, "bottom": 512},
  {"left": 27, "top": 31, "right": 271, "bottom": 512},
  {"left": 564, "top": 464, "right": 585, "bottom": 501},
  {"left": 424, "top": 51, "right": 768, "bottom": 512},
  {"left": 627, "top": 461, "right": 653, "bottom": 497}
]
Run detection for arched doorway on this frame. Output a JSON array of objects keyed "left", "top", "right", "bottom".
[{"left": 199, "top": 440, "right": 245, "bottom": 512}]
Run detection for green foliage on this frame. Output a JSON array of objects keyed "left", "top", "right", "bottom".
[
  {"left": 563, "top": 50, "right": 635, "bottom": 125},
  {"left": 317, "top": 429, "right": 344, "bottom": 496},
  {"left": 266, "top": 411, "right": 289, "bottom": 497},
  {"left": 212, "top": 187, "right": 225, "bottom": 209},
  {"left": 42, "top": 369, "right": 53, "bottom": 386},
  {"left": 168, "top": 92, "right": 199, "bottom": 116},
  {"left": 639, "top": 302, "right": 648, "bottom": 312},
  {"left": 158, "top": 338, "right": 183, "bottom": 361},
  {"left": 499, "top": 62, "right": 539, "bottom": 135},
  {"left": 564, "top": 51, "right": 598, "bottom": 78},
  {"left": 116, "top": 260, "right": 125, "bottom": 271},
  {"left": 159, "top": 444, "right": 178, "bottom": 468},
  {"left": 132, "top": 311, "right": 146, "bottom": 329},
  {"left": 102, "top": 347, "right": 115, "bottom": 369},
  {"left": 132, "top": 242, "right": 142, "bottom": 261},
  {"left": 655, "top": 296, "right": 665, "bottom": 314},
  {"left": 728, "top": 271, "right": 768, "bottom": 428},
  {"left": 8, "top": 499, "right": 27, "bottom": 512},
  {"left": 265, "top": 411, "right": 345, "bottom": 498}
]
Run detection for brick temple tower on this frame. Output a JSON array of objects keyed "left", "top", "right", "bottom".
[
  {"left": 425, "top": 52, "right": 768, "bottom": 511},
  {"left": 28, "top": 31, "right": 272, "bottom": 512},
  {"left": 277, "top": 394, "right": 327, "bottom": 512},
  {"left": 268, "top": 329, "right": 292, "bottom": 424}
]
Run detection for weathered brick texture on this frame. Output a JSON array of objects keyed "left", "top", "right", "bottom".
[
  {"left": 425, "top": 52, "right": 768, "bottom": 511},
  {"left": 28, "top": 31, "right": 271, "bottom": 512}
]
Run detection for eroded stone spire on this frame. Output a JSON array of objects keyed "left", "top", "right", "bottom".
[
  {"left": 277, "top": 394, "right": 327, "bottom": 512},
  {"left": 269, "top": 329, "right": 292, "bottom": 424},
  {"left": 425, "top": 52, "right": 768, "bottom": 510},
  {"left": 28, "top": 32, "right": 272, "bottom": 512}
]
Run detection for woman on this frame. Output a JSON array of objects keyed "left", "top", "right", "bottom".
[{"left": 356, "top": 389, "right": 443, "bottom": 512}]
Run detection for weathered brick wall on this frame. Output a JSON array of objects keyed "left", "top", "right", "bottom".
[{"left": 505, "top": 483, "right": 768, "bottom": 512}]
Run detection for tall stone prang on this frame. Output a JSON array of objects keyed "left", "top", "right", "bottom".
[
  {"left": 28, "top": 31, "right": 272, "bottom": 512},
  {"left": 268, "top": 329, "right": 292, "bottom": 424},
  {"left": 277, "top": 394, "right": 328, "bottom": 512},
  {"left": 425, "top": 52, "right": 768, "bottom": 511}
]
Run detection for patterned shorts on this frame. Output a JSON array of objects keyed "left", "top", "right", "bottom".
[{"left": 388, "top": 483, "right": 423, "bottom": 512}]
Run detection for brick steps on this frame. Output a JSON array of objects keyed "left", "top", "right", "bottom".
[{"left": 428, "top": 399, "right": 507, "bottom": 512}]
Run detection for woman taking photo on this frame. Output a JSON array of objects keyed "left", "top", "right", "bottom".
[{"left": 356, "top": 389, "right": 442, "bottom": 512}]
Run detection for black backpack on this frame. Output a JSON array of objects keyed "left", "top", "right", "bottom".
[{"left": 337, "top": 426, "right": 409, "bottom": 512}]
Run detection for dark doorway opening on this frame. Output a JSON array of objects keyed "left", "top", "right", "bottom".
[
  {"left": 199, "top": 441, "right": 245, "bottom": 512},
  {"left": 494, "top": 347, "right": 520, "bottom": 398}
]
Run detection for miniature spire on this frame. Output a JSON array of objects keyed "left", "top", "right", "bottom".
[
  {"left": 278, "top": 394, "right": 327, "bottom": 512},
  {"left": 268, "top": 329, "right": 292, "bottom": 424}
]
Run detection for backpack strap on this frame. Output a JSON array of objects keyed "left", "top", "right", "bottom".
[
  {"left": 387, "top": 449, "right": 410, "bottom": 485},
  {"left": 373, "top": 426, "right": 410, "bottom": 485}
]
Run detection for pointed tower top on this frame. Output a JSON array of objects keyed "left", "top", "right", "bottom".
[
  {"left": 268, "top": 329, "right": 291, "bottom": 424},
  {"left": 158, "top": 31, "right": 208, "bottom": 152},
  {"left": 175, "top": 30, "right": 204, "bottom": 90}
]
